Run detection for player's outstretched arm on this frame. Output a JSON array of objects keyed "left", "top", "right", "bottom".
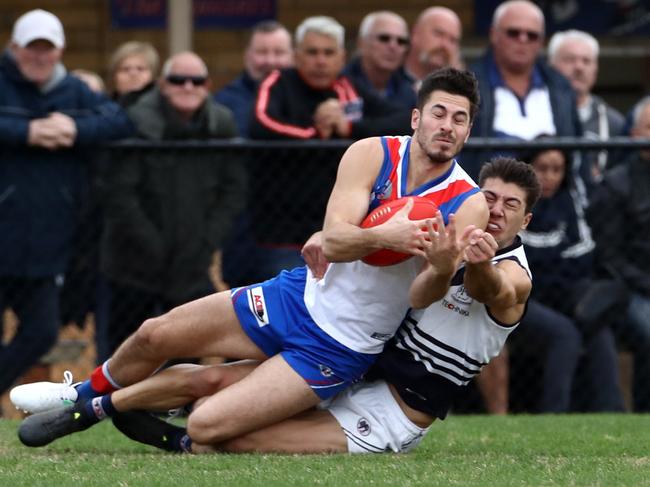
[
  {"left": 463, "top": 233, "right": 531, "bottom": 324},
  {"left": 409, "top": 191, "right": 488, "bottom": 308},
  {"left": 409, "top": 213, "right": 478, "bottom": 308}
]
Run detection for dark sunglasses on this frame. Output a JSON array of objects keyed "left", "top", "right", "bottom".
[
  {"left": 166, "top": 74, "right": 208, "bottom": 86},
  {"left": 375, "top": 33, "right": 410, "bottom": 47},
  {"left": 504, "top": 28, "right": 541, "bottom": 42}
]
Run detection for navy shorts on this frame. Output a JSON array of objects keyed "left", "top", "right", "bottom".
[{"left": 231, "top": 266, "right": 376, "bottom": 399}]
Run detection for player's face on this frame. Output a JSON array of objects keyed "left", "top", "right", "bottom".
[
  {"left": 532, "top": 149, "right": 566, "bottom": 198},
  {"left": 412, "top": 90, "right": 471, "bottom": 164},
  {"left": 551, "top": 39, "right": 597, "bottom": 98},
  {"left": 295, "top": 32, "right": 345, "bottom": 89},
  {"left": 481, "top": 178, "right": 532, "bottom": 247},
  {"left": 245, "top": 29, "right": 293, "bottom": 81}
]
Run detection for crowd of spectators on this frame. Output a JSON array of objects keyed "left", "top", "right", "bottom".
[{"left": 1, "top": 1, "right": 648, "bottom": 415}]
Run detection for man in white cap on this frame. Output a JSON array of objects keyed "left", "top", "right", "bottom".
[{"left": 0, "top": 9, "right": 133, "bottom": 402}]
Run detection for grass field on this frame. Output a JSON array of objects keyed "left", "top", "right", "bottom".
[{"left": 1, "top": 414, "right": 648, "bottom": 486}]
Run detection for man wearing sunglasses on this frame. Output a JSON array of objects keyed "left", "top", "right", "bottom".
[
  {"left": 98, "top": 51, "right": 247, "bottom": 355},
  {"left": 461, "top": 0, "right": 583, "bottom": 415},
  {"left": 461, "top": 0, "right": 582, "bottom": 183},
  {"left": 343, "top": 11, "right": 416, "bottom": 109}
]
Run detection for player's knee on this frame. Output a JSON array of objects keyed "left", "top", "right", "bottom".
[
  {"left": 188, "top": 366, "right": 225, "bottom": 397},
  {"left": 186, "top": 412, "right": 223, "bottom": 444},
  {"left": 131, "top": 314, "right": 173, "bottom": 354}
]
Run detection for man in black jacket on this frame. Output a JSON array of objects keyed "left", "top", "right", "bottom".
[
  {"left": 100, "top": 51, "right": 246, "bottom": 354},
  {"left": 587, "top": 95, "right": 650, "bottom": 411}
]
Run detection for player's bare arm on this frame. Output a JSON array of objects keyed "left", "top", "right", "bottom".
[
  {"left": 463, "top": 232, "right": 532, "bottom": 324},
  {"left": 321, "top": 138, "right": 430, "bottom": 262},
  {"left": 409, "top": 191, "right": 488, "bottom": 308},
  {"left": 410, "top": 213, "right": 477, "bottom": 308}
]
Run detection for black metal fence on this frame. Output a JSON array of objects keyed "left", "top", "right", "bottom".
[{"left": 2, "top": 137, "right": 650, "bottom": 414}]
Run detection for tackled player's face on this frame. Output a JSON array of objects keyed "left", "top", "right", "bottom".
[
  {"left": 413, "top": 90, "right": 471, "bottom": 164},
  {"left": 481, "top": 178, "right": 532, "bottom": 247}
]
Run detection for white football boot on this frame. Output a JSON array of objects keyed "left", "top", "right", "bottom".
[{"left": 10, "top": 370, "right": 80, "bottom": 414}]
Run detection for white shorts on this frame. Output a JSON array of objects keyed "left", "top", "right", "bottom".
[{"left": 319, "top": 379, "right": 430, "bottom": 454}]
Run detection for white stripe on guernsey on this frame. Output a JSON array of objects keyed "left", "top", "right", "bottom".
[
  {"left": 397, "top": 328, "right": 478, "bottom": 385},
  {"left": 395, "top": 138, "right": 409, "bottom": 198},
  {"left": 102, "top": 360, "right": 123, "bottom": 389},
  {"left": 311, "top": 381, "right": 345, "bottom": 390},
  {"left": 416, "top": 162, "right": 475, "bottom": 196}
]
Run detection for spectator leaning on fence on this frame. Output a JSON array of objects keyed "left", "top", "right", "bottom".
[
  {"left": 0, "top": 9, "right": 133, "bottom": 397},
  {"left": 587, "top": 95, "right": 650, "bottom": 412},
  {"left": 343, "top": 11, "right": 416, "bottom": 109},
  {"left": 548, "top": 29, "right": 625, "bottom": 180},
  {"left": 99, "top": 51, "right": 247, "bottom": 355},
  {"left": 215, "top": 20, "right": 293, "bottom": 137},
  {"left": 461, "top": 0, "right": 583, "bottom": 182}
]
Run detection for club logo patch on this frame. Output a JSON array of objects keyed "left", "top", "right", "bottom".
[
  {"left": 357, "top": 417, "right": 371, "bottom": 436},
  {"left": 319, "top": 364, "right": 334, "bottom": 377},
  {"left": 248, "top": 287, "right": 269, "bottom": 327},
  {"left": 452, "top": 285, "right": 473, "bottom": 305}
]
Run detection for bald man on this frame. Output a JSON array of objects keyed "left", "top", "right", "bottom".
[{"left": 404, "top": 7, "right": 463, "bottom": 84}]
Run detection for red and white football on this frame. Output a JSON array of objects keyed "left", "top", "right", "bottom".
[{"left": 360, "top": 197, "right": 438, "bottom": 266}]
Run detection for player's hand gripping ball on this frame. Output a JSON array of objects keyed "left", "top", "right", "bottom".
[{"left": 360, "top": 197, "right": 438, "bottom": 266}]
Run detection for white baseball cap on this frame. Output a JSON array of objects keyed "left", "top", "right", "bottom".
[{"left": 12, "top": 9, "right": 65, "bottom": 49}]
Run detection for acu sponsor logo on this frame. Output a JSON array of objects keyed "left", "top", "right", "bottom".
[{"left": 248, "top": 286, "right": 269, "bottom": 327}]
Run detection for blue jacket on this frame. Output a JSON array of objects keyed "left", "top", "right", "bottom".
[
  {"left": 343, "top": 57, "right": 416, "bottom": 110},
  {"left": 0, "top": 50, "right": 134, "bottom": 277},
  {"left": 460, "top": 50, "right": 582, "bottom": 180},
  {"left": 214, "top": 70, "right": 256, "bottom": 137}
]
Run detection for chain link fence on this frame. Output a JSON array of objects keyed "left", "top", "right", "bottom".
[{"left": 2, "top": 137, "right": 649, "bottom": 415}]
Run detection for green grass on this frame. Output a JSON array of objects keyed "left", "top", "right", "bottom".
[{"left": 1, "top": 414, "right": 648, "bottom": 486}]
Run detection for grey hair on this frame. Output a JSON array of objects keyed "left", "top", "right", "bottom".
[
  {"left": 358, "top": 11, "right": 407, "bottom": 39},
  {"left": 632, "top": 95, "right": 650, "bottom": 128},
  {"left": 161, "top": 52, "right": 208, "bottom": 77},
  {"left": 548, "top": 30, "right": 599, "bottom": 61},
  {"left": 492, "top": 0, "right": 545, "bottom": 32},
  {"left": 295, "top": 16, "right": 344, "bottom": 48}
]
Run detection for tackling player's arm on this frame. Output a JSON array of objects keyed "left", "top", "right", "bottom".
[
  {"left": 463, "top": 233, "right": 531, "bottom": 324},
  {"left": 409, "top": 192, "right": 489, "bottom": 309},
  {"left": 321, "top": 138, "right": 430, "bottom": 262}
]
